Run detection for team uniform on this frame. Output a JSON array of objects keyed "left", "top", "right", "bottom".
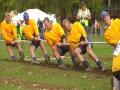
[
  {"left": 1, "top": 20, "right": 24, "bottom": 60},
  {"left": 67, "top": 21, "right": 91, "bottom": 53},
  {"left": 67, "top": 21, "right": 104, "bottom": 71},
  {"left": 23, "top": 12, "right": 50, "bottom": 64},
  {"left": 104, "top": 18, "right": 120, "bottom": 79},
  {"left": 23, "top": 19, "right": 40, "bottom": 48},
  {"left": 44, "top": 23, "right": 68, "bottom": 55},
  {"left": 1, "top": 21, "right": 17, "bottom": 45}
]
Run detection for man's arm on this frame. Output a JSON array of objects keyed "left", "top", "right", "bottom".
[
  {"left": 13, "top": 26, "right": 17, "bottom": 39},
  {"left": 32, "top": 20, "right": 39, "bottom": 37}
]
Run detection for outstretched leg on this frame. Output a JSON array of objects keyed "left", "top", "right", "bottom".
[
  {"left": 86, "top": 44, "right": 105, "bottom": 71},
  {"left": 39, "top": 41, "right": 50, "bottom": 64}
]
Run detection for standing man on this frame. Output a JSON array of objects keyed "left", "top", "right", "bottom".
[
  {"left": 76, "top": 0, "right": 91, "bottom": 35},
  {"left": 22, "top": 12, "right": 50, "bottom": 64},
  {"left": 101, "top": 11, "right": 120, "bottom": 90},
  {"left": 43, "top": 17, "right": 68, "bottom": 70},
  {"left": 1, "top": 12, "right": 24, "bottom": 61},
  {"left": 62, "top": 19, "right": 105, "bottom": 71}
]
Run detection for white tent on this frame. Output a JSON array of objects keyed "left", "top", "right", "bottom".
[{"left": 12, "top": 9, "right": 56, "bottom": 25}]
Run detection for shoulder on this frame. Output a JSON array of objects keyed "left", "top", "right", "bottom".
[
  {"left": 73, "top": 21, "right": 81, "bottom": 26},
  {"left": 53, "top": 23, "right": 62, "bottom": 28},
  {"left": 114, "top": 18, "right": 120, "bottom": 22},
  {"left": 29, "top": 19, "right": 36, "bottom": 23},
  {"left": 1, "top": 21, "right": 5, "bottom": 25},
  {"left": 53, "top": 23, "right": 61, "bottom": 26}
]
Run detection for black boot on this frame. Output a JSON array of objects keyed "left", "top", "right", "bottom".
[
  {"left": 96, "top": 61, "right": 106, "bottom": 71},
  {"left": 71, "top": 55, "right": 80, "bottom": 68},
  {"left": 57, "top": 58, "right": 66, "bottom": 70},
  {"left": 82, "top": 60, "right": 92, "bottom": 71},
  {"left": 44, "top": 54, "right": 50, "bottom": 64}
]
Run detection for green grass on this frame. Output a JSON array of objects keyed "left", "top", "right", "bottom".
[{"left": 0, "top": 35, "right": 113, "bottom": 90}]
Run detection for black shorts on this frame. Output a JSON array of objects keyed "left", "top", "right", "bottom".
[
  {"left": 6, "top": 43, "right": 16, "bottom": 47},
  {"left": 79, "top": 37, "right": 93, "bottom": 54},
  {"left": 30, "top": 41, "right": 40, "bottom": 48},
  {"left": 58, "top": 46, "right": 69, "bottom": 56},
  {"left": 113, "top": 70, "right": 120, "bottom": 80}
]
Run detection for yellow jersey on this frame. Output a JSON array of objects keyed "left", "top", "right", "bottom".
[
  {"left": 44, "top": 23, "right": 65, "bottom": 47},
  {"left": 67, "top": 22, "right": 87, "bottom": 48},
  {"left": 1, "top": 21, "right": 17, "bottom": 43},
  {"left": 23, "top": 19, "right": 39, "bottom": 40},
  {"left": 104, "top": 18, "right": 120, "bottom": 72}
]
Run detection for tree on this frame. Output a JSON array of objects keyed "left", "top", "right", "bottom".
[
  {"left": 88, "top": 0, "right": 104, "bottom": 19},
  {"left": 0, "top": 0, "right": 106, "bottom": 21}
]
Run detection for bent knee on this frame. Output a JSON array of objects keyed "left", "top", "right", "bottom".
[{"left": 74, "top": 48, "right": 81, "bottom": 54}]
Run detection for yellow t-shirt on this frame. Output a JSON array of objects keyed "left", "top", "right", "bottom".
[
  {"left": 104, "top": 18, "right": 120, "bottom": 72},
  {"left": 67, "top": 22, "right": 87, "bottom": 48},
  {"left": 23, "top": 19, "right": 39, "bottom": 40},
  {"left": 104, "top": 18, "right": 120, "bottom": 47},
  {"left": 1, "top": 21, "right": 17, "bottom": 42},
  {"left": 44, "top": 23, "right": 65, "bottom": 47}
]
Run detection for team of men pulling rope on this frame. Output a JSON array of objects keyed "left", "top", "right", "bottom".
[{"left": 0, "top": 1, "right": 120, "bottom": 89}]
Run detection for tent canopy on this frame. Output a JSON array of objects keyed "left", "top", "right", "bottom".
[{"left": 12, "top": 9, "right": 56, "bottom": 24}]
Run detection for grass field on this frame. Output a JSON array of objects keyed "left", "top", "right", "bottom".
[{"left": 0, "top": 35, "right": 114, "bottom": 90}]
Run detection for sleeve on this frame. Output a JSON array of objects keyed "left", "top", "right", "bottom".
[
  {"left": 13, "top": 25, "right": 17, "bottom": 39},
  {"left": 77, "top": 22, "right": 87, "bottom": 37},
  {"left": 23, "top": 26, "right": 34, "bottom": 40},
  {"left": 32, "top": 20, "right": 39, "bottom": 36}
]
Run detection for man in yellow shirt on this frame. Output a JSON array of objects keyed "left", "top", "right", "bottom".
[
  {"left": 1, "top": 12, "right": 24, "bottom": 61},
  {"left": 22, "top": 12, "right": 50, "bottom": 64},
  {"left": 62, "top": 19, "right": 105, "bottom": 71},
  {"left": 101, "top": 11, "right": 120, "bottom": 90},
  {"left": 43, "top": 17, "right": 68, "bottom": 70}
]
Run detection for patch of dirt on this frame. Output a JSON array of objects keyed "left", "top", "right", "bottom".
[
  {"left": 19, "top": 60, "right": 112, "bottom": 77},
  {"left": 0, "top": 77, "right": 64, "bottom": 90},
  {"left": 1, "top": 60, "right": 112, "bottom": 90}
]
